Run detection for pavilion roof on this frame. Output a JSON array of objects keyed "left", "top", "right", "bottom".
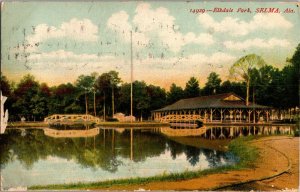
[{"left": 153, "top": 92, "right": 270, "bottom": 112}]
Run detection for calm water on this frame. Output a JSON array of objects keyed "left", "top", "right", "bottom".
[{"left": 0, "top": 125, "right": 294, "bottom": 189}]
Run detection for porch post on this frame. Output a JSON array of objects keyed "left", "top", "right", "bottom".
[
  {"left": 220, "top": 109, "right": 224, "bottom": 123},
  {"left": 247, "top": 110, "right": 253, "bottom": 123},
  {"left": 239, "top": 110, "right": 242, "bottom": 122},
  {"left": 229, "top": 109, "right": 233, "bottom": 122},
  {"left": 266, "top": 110, "right": 269, "bottom": 122},
  {"left": 256, "top": 110, "right": 262, "bottom": 123}
]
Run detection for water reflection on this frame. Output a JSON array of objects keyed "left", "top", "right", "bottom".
[
  {"left": 1, "top": 125, "right": 293, "bottom": 189},
  {"left": 0, "top": 128, "right": 236, "bottom": 188},
  {"left": 159, "top": 126, "right": 294, "bottom": 139}
]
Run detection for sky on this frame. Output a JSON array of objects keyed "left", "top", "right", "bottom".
[{"left": 1, "top": 1, "right": 300, "bottom": 89}]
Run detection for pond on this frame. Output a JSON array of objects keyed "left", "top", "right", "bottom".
[{"left": 0, "top": 125, "right": 294, "bottom": 189}]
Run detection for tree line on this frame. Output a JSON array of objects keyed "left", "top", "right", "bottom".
[{"left": 1, "top": 44, "right": 299, "bottom": 121}]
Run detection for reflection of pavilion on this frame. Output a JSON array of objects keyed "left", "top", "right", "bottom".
[
  {"left": 160, "top": 127, "right": 207, "bottom": 137},
  {"left": 44, "top": 127, "right": 99, "bottom": 138},
  {"left": 159, "top": 126, "right": 294, "bottom": 139},
  {"left": 152, "top": 93, "right": 272, "bottom": 124}
]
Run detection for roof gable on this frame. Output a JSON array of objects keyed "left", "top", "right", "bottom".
[{"left": 222, "top": 94, "right": 243, "bottom": 101}]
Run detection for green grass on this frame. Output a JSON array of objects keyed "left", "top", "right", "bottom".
[
  {"left": 228, "top": 136, "right": 259, "bottom": 168},
  {"left": 29, "top": 136, "right": 259, "bottom": 190},
  {"left": 7, "top": 121, "right": 48, "bottom": 128}
]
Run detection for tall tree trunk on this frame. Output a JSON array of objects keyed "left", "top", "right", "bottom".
[
  {"left": 103, "top": 92, "right": 106, "bottom": 121},
  {"left": 112, "top": 87, "right": 114, "bottom": 117},
  {"left": 252, "top": 86, "right": 255, "bottom": 104},
  {"left": 85, "top": 92, "right": 88, "bottom": 115},
  {"left": 246, "top": 79, "right": 250, "bottom": 106},
  {"left": 93, "top": 91, "right": 96, "bottom": 117}
]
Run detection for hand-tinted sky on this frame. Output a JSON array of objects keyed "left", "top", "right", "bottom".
[{"left": 1, "top": 1, "right": 299, "bottom": 88}]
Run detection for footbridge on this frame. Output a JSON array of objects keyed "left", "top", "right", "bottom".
[{"left": 44, "top": 114, "right": 102, "bottom": 125}]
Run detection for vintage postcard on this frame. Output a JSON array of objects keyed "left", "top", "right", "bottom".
[{"left": 0, "top": 0, "right": 299, "bottom": 191}]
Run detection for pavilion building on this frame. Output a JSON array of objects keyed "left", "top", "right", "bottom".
[{"left": 152, "top": 92, "right": 271, "bottom": 123}]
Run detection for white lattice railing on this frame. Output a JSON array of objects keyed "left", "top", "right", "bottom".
[
  {"left": 44, "top": 114, "right": 101, "bottom": 124},
  {"left": 160, "top": 114, "right": 203, "bottom": 122}
]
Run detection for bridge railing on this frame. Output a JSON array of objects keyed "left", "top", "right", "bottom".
[
  {"left": 160, "top": 114, "right": 203, "bottom": 123},
  {"left": 44, "top": 114, "right": 102, "bottom": 124}
]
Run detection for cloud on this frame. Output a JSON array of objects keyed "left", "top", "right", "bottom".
[
  {"left": 198, "top": 13, "right": 293, "bottom": 36},
  {"left": 107, "top": 3, "right": 214, "bottom": 52},
  {"left": 107, "top": 11, "right": 150, "bottom": 47},
  {"left": 133, "top": 52, "right": 236, "bottom": 87},
  {"left": 26, "top": 18, "right": 98, "bottom": 45},
  {"left": 22, "top": 49, "right": 235, "bottom": 87},
  {"left": 224, "top": 38, "right": 291, "bottom": 50},
  {"left": 184, "top": 33, "right": 214, "bottom": 46},
  {"left": 26, "top": 50, "right": 117, "bottom": 70}
]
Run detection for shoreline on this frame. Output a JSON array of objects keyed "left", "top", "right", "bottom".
[
  {"left": 28, "top": 135, "right": 299, "bottom": 191},
  {"left": 6, "top": 121, "right": 296, "bottom": 129}
]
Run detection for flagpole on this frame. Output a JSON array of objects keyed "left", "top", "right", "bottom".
[{"left": 130, "top": 31, "right": 133, "bottom": 123}]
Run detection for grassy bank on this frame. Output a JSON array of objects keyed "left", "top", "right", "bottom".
[
  {"left": 7, "top": 122, "right": 48, "bottom": 128},
  {"left": 29, "top": 137, "right": 259, "bottom": 190}
]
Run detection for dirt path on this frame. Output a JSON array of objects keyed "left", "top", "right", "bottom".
[
  {"left": 225, "top": 136, "right": 299, "bottom": 191},
  {"left": 95, "top": 136, "right": 299, "bottom": 191}
]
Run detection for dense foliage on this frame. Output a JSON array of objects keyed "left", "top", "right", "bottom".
[{"left": 1, "top": 44, "right": 299, "bottom": 121}]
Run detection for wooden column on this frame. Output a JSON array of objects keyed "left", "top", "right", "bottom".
[
  {"left": 229, "top": 109, "right": 233, "bottom": 122},
  {"left": 210, "top": 109, "right": 215, "bottom": 122},
  {"left": 247, "top": 110, "right": 253, "bottom": 123},
  {"left": 256, "top": 110, "right": 262, "bottom": 123},
  {"left": 193, "top": 110, "right": 196, "bottom": 125},
  {"left": 220, "top": 109, "right": 224, "bottom": 123},
  {"left": 234, "top": 110, "right": 237, "bottom": 122},
  {"left": 265, "top": 110, "right": 270, "bottom": 122}
]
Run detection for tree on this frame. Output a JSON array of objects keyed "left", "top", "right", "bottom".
[
  {"left": 49, "top": 83, "right": 79, "bottom": 114},
  {"left": 31, "top": 83, "right": 51, "bottom": 120},
  {"left": 166, "top": 83, "right": 184, "bottom": 104},
  {"left": 203, "top": 72, "right": 221, "bottom": 95},
  {"left": 118, "top": 81, "right": 152, "bottom": 120},
  {"left": 229, "top": 54, "right": 266, "bottom": 106},
  {"left": 249, "top": 65, "right": 282, "bottom": 107},
  {"left": 95, "top": 73, "right": 112, "bottom": 119},
  {"left": 184, "top": 77, "right": 200, "bottom": 98},
  {"left": 147, "top": 85, "right": 166, "bottom": 117},
  {"left": 285, "top": 43, "right": 300, "bottom": 108},
  {"left": 0, "top": 73, "right": 11, "bottom": 96},
  {"left": 219, "top": 80, "right": 246, "bottom": 99},
  {"left": 118, "top": 83, "right": 131, "bottom": 115},
  {"left": 108, "top": 71, "right": 121, "bottom": 116},
  {"left": 13, "top": 74, "right": 39, "bottom": 120},
  {"left": 95, "top": 71, "right": 121, "bottom": 118},
  {"left": 76, "top": 74, "right": 96, "bottom": 115},
  {"left": 133, "top": 81, "right": 150, "bottom": 120}
]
